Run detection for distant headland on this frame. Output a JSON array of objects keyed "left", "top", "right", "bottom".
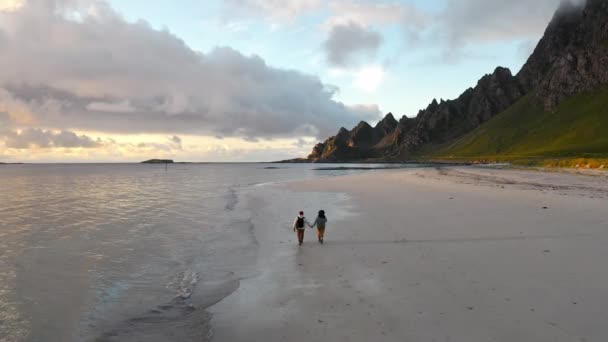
[{"left": 141, "top": 159, "right": 174, "bottom": 164}]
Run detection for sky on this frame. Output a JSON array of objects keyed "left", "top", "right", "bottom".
[{"left": 0, "top": 0, "right": 573, "bottom": 162}]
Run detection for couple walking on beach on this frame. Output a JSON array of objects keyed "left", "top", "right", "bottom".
[{"left": 293, "top": 210, "right": 328, "bottom": 245}]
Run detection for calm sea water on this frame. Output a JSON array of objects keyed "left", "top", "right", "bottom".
[{"left": 0, "top": 163, "right": 403, "bottom": 341}]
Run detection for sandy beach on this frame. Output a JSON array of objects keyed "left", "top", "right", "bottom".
[{"left": 209, "top": 166, "right": 608, "bottom": 342}]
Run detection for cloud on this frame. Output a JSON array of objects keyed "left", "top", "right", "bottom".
[
  {"left": 167, "top": 135, "right": 183, "bottom": 150},
  {"left": 170, "top": 135, "right": 181, "bottom": 145},
  {"left": 0, "top": 128, "right": 190, "bottom": 161},
  {"left": 400, "top": 0, "right": 585, "bottom": 61},
  {"left": 292, "top": 137, "right": 317, "bottom": 149},
  {"left": 224, "top": 0, "right": 323, "bottom": 23},
  {"left": 86, "top": 100, "right": 136, "bottom": 113},
  {"left": 0, "top": 0, "right": 379, "bottom": 140},
  {"left": 378, "top": 0, "right": 585, "bottom": 64},
  {"left": 2, "top": 128, "right": 100, "bottom": 149},
  {"left": 0, "top": 111, "right": 10, "bottom": 125},
  {"left": 320, "top": 1, "right": 427, "bottom": 68},
  {"left": 323, "top": 22, "right": 383, "bottom": 67},
  {"left": 438, "top": 0, "right": 570, "bottom": 45},
  {"left": 0, "top": 0, "right": 23, "bottom": 12},
  {"left": 324, "top": 0, "right": 425, "bottom": 29}
]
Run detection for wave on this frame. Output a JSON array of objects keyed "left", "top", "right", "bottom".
[{"left": 167, "top": 269, "right": 199, "bottom": 300}]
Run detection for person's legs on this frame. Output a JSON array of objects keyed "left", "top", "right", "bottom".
[
  {"left": 297, "top": 229, "right": 304, "bottom": 245},
  {"left": 317, "top": 227, "right": 325, "bottom": 243}
]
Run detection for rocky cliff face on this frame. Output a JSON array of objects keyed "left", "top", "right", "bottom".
[
  {"left": 308, "top": 114, "right": 400, "bottom": 161},
  {"left": 518, "top": 0, "right": 608, "bottom": 110},
  {"left": 306, "top": 0, "right": 608, "bottom": 162}
]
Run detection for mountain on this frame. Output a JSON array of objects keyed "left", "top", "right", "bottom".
[
  {"left": 518, "top": 0, "right": 608, "bottom": 110},
  {"left": 308, "top": 66, "right": 525, "bottom": 162},
  {"left": 434, "top": 88, "right": 608, "bottom": 160},
  {"left": 303, "top": 0, "right": 608, "bottom": 163},
  {"left": 433, "top": 0, "right": 608, "bottom": 162},
  {"left": 308, "top": 113, "right": 400, "bottom": 161}
]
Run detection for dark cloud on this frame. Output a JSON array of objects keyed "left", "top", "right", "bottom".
[
  {"left": 293, "top": 137, "right": 315, "bottom": 148},
  {"left": 2, "top": 128, "right": 100, "bottom": 149},
  {"left": 323, "top": 22, "right": 383, "bottom": 67},
  {"left": 0, "top": 0, "right": 379, "bottom": 139},
  {"left": 169, "top": 135, "right": 182, "bottom": 149}
]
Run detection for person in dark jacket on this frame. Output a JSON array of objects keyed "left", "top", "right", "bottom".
[
  {"left": 292, "top": 211, "right": 311, "bottom": 245},
  {"left": 310, "top": 210, "right": 328, "bottom": 244}
]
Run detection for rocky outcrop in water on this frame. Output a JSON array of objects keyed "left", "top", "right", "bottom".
[{"left": 142, "top": 159, "right": 174, "bottom": 164}]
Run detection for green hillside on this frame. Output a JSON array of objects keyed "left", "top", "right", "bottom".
[{"left": 428, "top": 87, "right": 608, "bottom": 164}]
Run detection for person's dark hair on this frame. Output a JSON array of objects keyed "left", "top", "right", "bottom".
[{"left": 318, "top": 210, "right": 325, "bottom": 218}]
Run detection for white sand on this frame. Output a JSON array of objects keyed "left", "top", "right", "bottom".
[{"left": 209, "top": 166, "right": 608, "bottom": 342}]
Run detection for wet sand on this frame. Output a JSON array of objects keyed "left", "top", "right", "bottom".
[{"left": 209, "top": 166, "right": 608, "bottom": 342}]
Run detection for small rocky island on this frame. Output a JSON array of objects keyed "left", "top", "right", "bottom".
[{"left": 141, "top": 159, "right": 174, "bottom": 164}]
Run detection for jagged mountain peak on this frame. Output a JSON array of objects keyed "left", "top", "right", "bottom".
[
  {"left": 377, "top": 112, "right": 397, "bottom": 124},
  {"left": 353, "top": 121, "right": 373, "bottom": 130},
  {"left": 336, "top": 127, "right": 350, "bottom": 136},
  {"left": 375, "top": 113, "right": 398, "bottom": 131}
]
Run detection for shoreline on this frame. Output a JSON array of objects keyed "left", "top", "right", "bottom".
[
  {"left": 207, "top": 166, "right": 608, "bottom": 341},
  {"left": 275, "top": 157, "right": 608, "bottom": 171}
]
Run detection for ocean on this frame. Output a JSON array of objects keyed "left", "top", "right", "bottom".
[{"left": 0, "top": 163, "right": 401, "bottom": 341}]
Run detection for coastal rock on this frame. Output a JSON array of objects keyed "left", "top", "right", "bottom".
[{"left": 142, "top": 159, "right": 174, "bottom": 164}]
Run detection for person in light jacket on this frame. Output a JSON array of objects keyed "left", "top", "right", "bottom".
[
  {"left": 293, "top": 211, "right": 311, "bottom": 245},
  {"left": 310, "top": 210, "right": 328, "bottom": 244}
]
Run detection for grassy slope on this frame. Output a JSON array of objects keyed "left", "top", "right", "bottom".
[{"left": 424, "top": 87, "right": 608, "bottom": 165}]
